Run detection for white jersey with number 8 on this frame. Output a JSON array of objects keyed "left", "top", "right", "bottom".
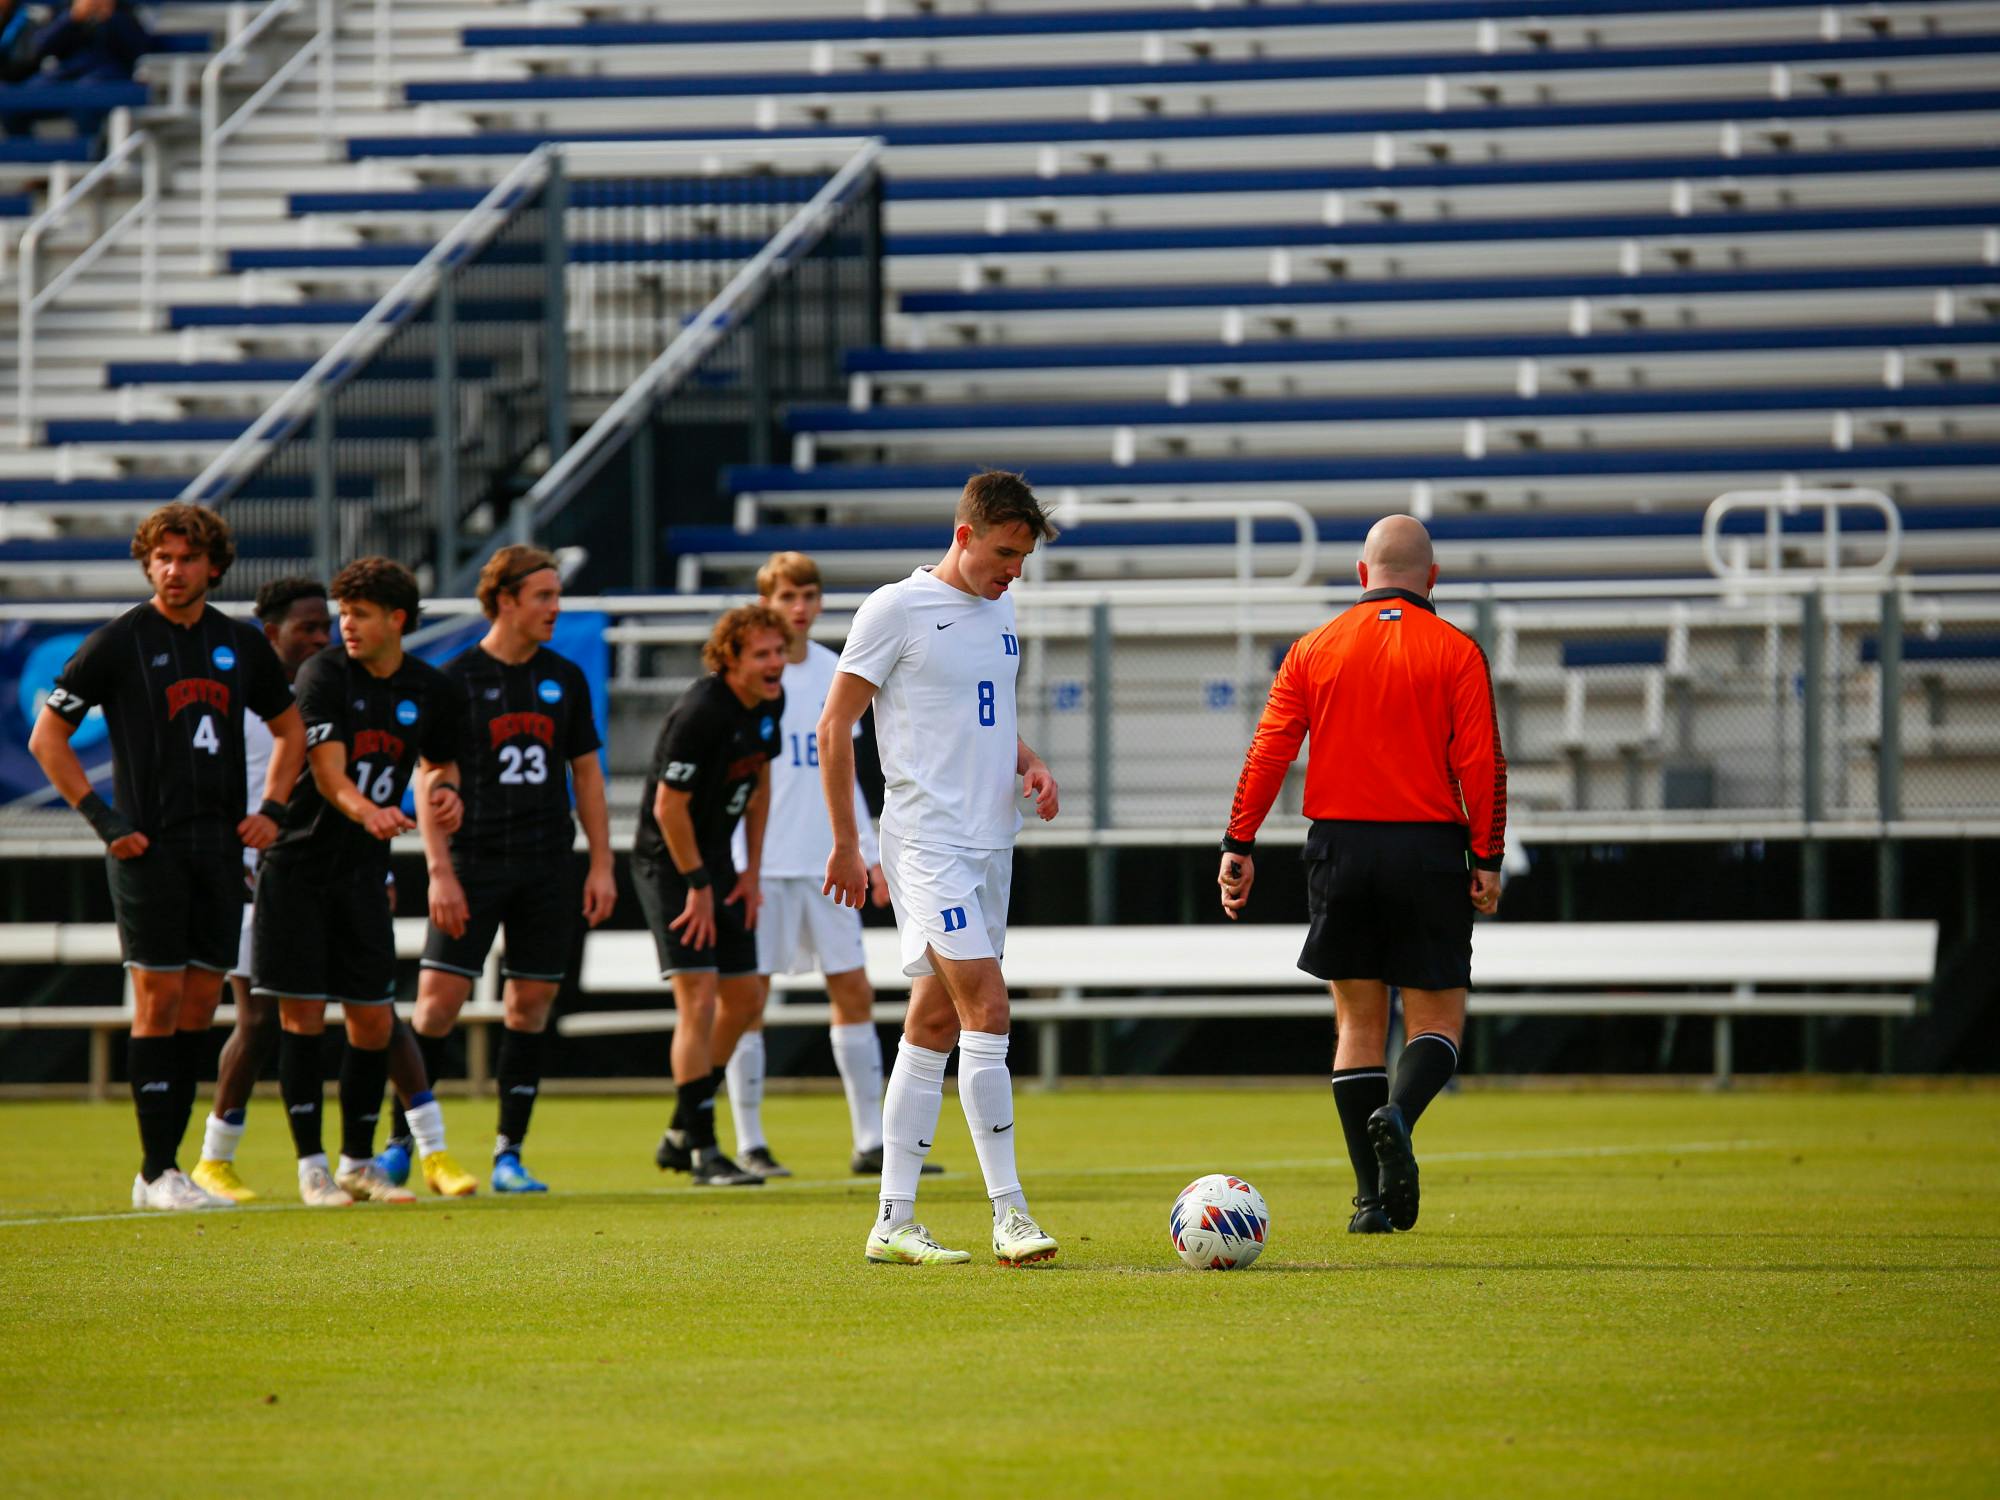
[{"left": 836, "top": 566, "right": 1022, "bottom": 852}]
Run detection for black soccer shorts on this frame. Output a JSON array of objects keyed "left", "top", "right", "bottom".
[
  {"left": 421, "top": 857, "right": 580, "bottom": 983},
  {"left": 632, "top": 855, "right": 758, "bottom": 978},
  {"left": 105, "top": 840, "right": 244, "bottom": 974},
  {"left": 1296, "top": 820, "right": 1475, "bottom": 991},
  {"left": 250, "top": 861, "right": 397, "bottom": 1006}
]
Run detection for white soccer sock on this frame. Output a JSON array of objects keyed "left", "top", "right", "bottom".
[
  {"left": 298, "top": 1152, "right": 328, "bottom": 1175},
  {"left": 830, "top": 1021, "right": 885, "bottom": 1153},
  {"left": 725, "top": 1031, "right": 767, "bottom": 1152},
  {"left": 406, "top": 1099, "right": 447, "bottom": 1158},
  {"left": 878, "top": 1037, "right": 948, "bottom": 1224},
  {"left": 201, "top": 1112, "right": 245, "bottom": 1164},
  {"left": 957, "top": 1030, "right": 1027, "bottom": 1220},
  {"left": 336, "top": 1154, "right": 366, "bottom": 1176}
]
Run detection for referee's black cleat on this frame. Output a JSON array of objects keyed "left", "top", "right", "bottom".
[
  {"left": 690, "top": 1148, "right": 764, "bottom": 1187},
  {"left": 1348, "top": 1197, "right": 1393, "bottom": 1234},
  {"left": 654, "top": 1129, "right": 692, "bottom": 1174},
  {"left": 850, "top": 1146, "right": 945, "bottom": 1176},
  {"left": 1367, "top": 1102, "right": 1420, "bottom": 1231}
]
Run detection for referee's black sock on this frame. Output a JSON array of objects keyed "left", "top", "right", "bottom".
[
  {"left": 676, "top": 1069, "right": 722, "bottom": 1151},
  {"left": 495, "top": 1026, "right": 546, "bottom": 1155},
  {"left": 1330, "top": 1066, "right": 1389, "bottom": 1202},
  {"left": 170, "top": 1028, "right": 208, "bottom": 1159},
  {"left": 129, "top": 1034, "right": 179, "bottom": 1181},
  {"left": 339, "top": 1043, "right": 391, "bottom": 1163},
  {"left": 278, "top": 1029, "right": 324, "bottom": 1161},
  {"left": 1391, "top": 1033, "right": 1461, "bottom": 1129}
]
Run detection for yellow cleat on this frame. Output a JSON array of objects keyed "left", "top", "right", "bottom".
[
  {"left": 191, "top": 1158, "right": 259, "bottom": 1204},
  {"left": 422, "top": 1150, "right": 479, "bottom": 1198}
]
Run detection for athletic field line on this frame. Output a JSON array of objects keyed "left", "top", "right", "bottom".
[{"left": 0, "top": 1139, "right": 1772, "bottom": 1229}]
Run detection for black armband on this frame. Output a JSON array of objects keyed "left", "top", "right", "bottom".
[
  {"left": 257, "top": 798, "right": 287, "bottom": 823},
  {"left": 1220, "top": 835, "right": 1256, "bottom": 857},
  {"left": 78, "top": 791, "right": 136, "bottom": 846},
  {"left": 678, "top": 865, "right": 712, "bottom": 890}
]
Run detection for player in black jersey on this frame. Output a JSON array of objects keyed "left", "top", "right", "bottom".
[
  {"left": 253, "top": 557, "right": 480, "bottom": 1206},
  {"left": 384, "top": 545, "right": 616, "bottom": 1194},
  {"left": 634, "top": 604, "right": 787, "bottom": 1187},
  {"left": 27, "top": 504, "right": 303, "bottom": 1211}
]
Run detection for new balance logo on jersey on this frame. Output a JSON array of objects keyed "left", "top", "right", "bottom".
[
  {"left": 940, "top": 906, "right": 968, "bottom": 933},
  {"left": 164, "top": 678, "right": 229, "bottom": 719},
  {"left": 151, "top": 653, "right": 169, "bottom": 667}
]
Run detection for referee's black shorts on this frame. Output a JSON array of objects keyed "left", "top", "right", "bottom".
[{"left": 1297, "top": 820, "right": 1474, "bottom": 991}]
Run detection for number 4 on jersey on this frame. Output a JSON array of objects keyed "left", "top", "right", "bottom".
[{"left": 191, "top": 716, "right": 221, "bottom": 755}]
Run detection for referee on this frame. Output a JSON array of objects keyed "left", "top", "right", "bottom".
[{"left": 1218, "top": 515, "right": 1506, "bottom": 1236}]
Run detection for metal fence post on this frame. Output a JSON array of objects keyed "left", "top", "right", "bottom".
[
  {"left": 1799, "top": 587, "right": 1826, "bottom": 919},
  {"left": 1088, "top": 600, "right": 1115, "bottom": 926},
  {"left": 312, "top": 401, "right": 337, "bottom": 579},
  {"left": 1877, "top": 586, "right": 1903, "bottom": 919},
  {"left": 630, "top": 412, "right": 655, "bottom": 592},
  {"left": 434, "top": 274, "right": 459, "bottom": 578},
  {"left": 543, "top": 153, "right": 569, "bottom": 479}
]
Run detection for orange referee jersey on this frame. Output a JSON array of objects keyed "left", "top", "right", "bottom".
[{"left": 1225, "top": 586, "right": 1508, "bottom": 869}]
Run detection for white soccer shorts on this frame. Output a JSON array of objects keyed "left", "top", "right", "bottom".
[
  {"left": 756, "top": 875, "right": 868, "bottom": 978},
  {"left": 878, "top": 826, "right": 1012, "bottom": 978}
]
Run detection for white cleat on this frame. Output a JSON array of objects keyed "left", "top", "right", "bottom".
[
  {"left": 992, "top": 1206, "right": 1058, "bottom": 1266},
  {"left": 865, "top": 1219, "right": 971, "bottom": 1265},
  {"left": 298, "top": 1162, "right": 354, "bottom": 1207},
  {"left": 131, "top": 1168, "right": 236, "bottom": 1211},
  {"left": 335, "top": 1161, "right": 415, "bottom": 1204}
]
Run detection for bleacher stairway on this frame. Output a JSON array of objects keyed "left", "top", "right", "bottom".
[{"left": 1, "top": 0, "right": 1998, "bottom": 599}]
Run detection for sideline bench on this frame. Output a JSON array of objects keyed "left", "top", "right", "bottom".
[
  {"left": 562, "top": 921, "right": 1936, "bottom": 1087},
  {"left": 0, "top": 920, "right": 503, "bottom": 1099}
]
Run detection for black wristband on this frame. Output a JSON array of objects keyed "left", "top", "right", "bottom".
[
  {"left": 78, "top": 791, "right": 135, "bottom": 846},
  {"left": 1220, "top": 835, "right": 1256, "bottom": 856},
  {"left": 1471, "top": 853, "right": 1504, "bottom": 873},
  {"left": 257, "top": 798, "right": 286, "bottom": 823},
  {"left": 679, "top": 865, "right": 712, "bottom": 890}
]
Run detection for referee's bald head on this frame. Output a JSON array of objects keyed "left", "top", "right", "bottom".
[{"left": 1359, "top": 514, "right": 1437, "bottom": 594}]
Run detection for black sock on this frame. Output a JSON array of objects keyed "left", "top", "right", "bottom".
[
  {"left": 1391, "top": 1033, "right": 1461, "bottom": 1129},
  {"left": 170, "top": 1029, "right": 207, "bottom": 1161},
  {"left": 1331, "top": 1066, "right": 1389, "bottom": 1202},
  {"left": 676, "top": 1069, "right": 722, "bottom": 1150},
  {"left": 129, "top": 1034, "right": 179, "bottom": 1181},
  {"left": 495, "top": 1026, "right": 546, "bottom": 1154},
  {"left": 339, "top": 1043, "right": 391, "bottom": 1163},
  {"left": 279, "top": 1030, "right": 324, "bottom": 1160}
]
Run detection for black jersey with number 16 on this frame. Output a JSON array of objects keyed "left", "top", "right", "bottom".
[
  {"left": 46, "top": 602, "right": 292, "bottom": 854},
  {"left": 265, "top": 644, "right": 466, "bottom": 879},
  {"left": 444, "top": 644, "right": 602, "bottom": 864}
]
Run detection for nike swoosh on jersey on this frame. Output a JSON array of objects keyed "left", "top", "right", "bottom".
[{"left": 934, "top": 622, "right": 955, "bottom": 631}]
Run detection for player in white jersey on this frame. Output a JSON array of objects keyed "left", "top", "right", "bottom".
[
  {"left": 726, "top": 551, "right": 946, "bottom": 1180},
  {"left": 820, "top": 471, "right": 1063, "bottom": 1266}
]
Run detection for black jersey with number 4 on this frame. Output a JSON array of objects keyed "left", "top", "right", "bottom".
[
  {"left": 445, "top": 643, "right": 601, "bottom": 864},
  {"left": 265, "top": 644, "right": 466, "bottom": 879},
  {"left": 633, "top": 675, "right": 782, "bottom": 870},
  {"left": 47, "top": 602, "right": 292, "bottom": 853}
]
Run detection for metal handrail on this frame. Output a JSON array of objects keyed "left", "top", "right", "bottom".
[
  {"left": 496, "top": 138, "right": 886, "bottom": 567},
  {"left": 16, "top": 129, "right": 159, "bottom": 446},
  {"left": 181, "top": 145, "right": 557, "bottom": 506},
  {"left": 200, "top": 0, "right": 334, "bottom": 266},
  {"left": 1702, "top": 487, "right": 1903, "bottom": 580},
  {"left": 1048, "top": 497, "right": 1320, "bottom": 588}
]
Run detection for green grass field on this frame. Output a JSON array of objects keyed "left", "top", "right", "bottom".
[{"left": 2, "top": 1086, "right": 1996, "bottom": 1498}]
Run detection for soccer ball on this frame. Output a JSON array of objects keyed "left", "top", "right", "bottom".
[{"left": 1169, "top": 1174, "right": 1270, "bottom": 1270}]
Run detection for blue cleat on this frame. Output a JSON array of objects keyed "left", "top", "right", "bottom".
[
  {"left": 374, "top": 1137, "right": 412, "bottom": 1188},
  {"left": 492, "top": 1151, "right": 548, "bottom": 1193}
]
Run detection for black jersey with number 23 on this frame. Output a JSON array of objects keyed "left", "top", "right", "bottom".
[
  {"left": 265, "top": 644, "right": 466, "bottom": 878},
  {"left": 444, "top": 644, "right": 601, "bottom": 864}
]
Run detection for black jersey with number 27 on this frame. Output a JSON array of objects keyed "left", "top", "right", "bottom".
[
  {"left": 265, "top": 644, "right": 466, "bottom": 879},
  {"left": 443, "top": 644, "right": 602, "bottom": 864},
  {"left": 633, "top": 675, "right": 782, "bottom": 870},
  {"left": 46, "top": 602, "right": 292, "bottom": 853}
]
